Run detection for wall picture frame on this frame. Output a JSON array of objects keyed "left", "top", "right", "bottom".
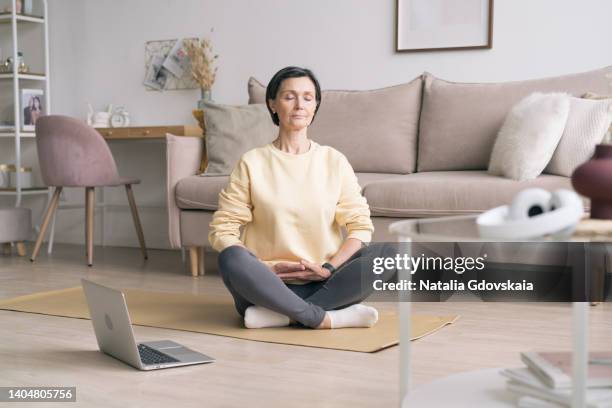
[
  {"left": 396, "top": 0, "right": 494, "bottom": 52},
  {"left": 21, "top": 88, "right": 44, "bottom": 131}
]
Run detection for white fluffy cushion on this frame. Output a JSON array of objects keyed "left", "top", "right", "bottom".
[
  {"left": 488, "top": 93, "right": 570, "bottom": 181},
  {"left": 545, "top": 97, "right": 612, "bottom": 176}
]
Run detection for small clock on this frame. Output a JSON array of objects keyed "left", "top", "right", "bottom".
[{"left": 110, "top": 107, "right": 130, "bottom": 128}]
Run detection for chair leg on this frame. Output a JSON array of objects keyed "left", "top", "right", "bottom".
[
  {"left": 31, "top": 187, "right": 62, "bottom": 262},
  {"left": 125, "top": 184, "right": 148, "bottom": 260},
  {"left": 198, "top": 247, "right": 205, "bottom": 276},
  {"left": 47, "top": 209, "right": 57, "bottom": 255},
  {"left": 189, "top": 247, "right": 198, "bottom": 277},
  {"left": 86, "top": 187, "right": 95, "bottom": 267},
  {"left": 16, "top": 242, "right": 26, "bottom": 257},
  {"left": 85, "top": 189, "right": 89, "bottom": 258}
]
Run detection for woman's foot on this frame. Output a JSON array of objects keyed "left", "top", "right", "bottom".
[
  {"left": 316, "top": 304, "right": 379, "bottom": 329},
  {"left": 244, "top": 306, "right": 290, "bottom": 329}
]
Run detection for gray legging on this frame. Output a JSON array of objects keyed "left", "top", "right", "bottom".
[{"left": 217, "top": 244, "right": 396, "bottom": 328}]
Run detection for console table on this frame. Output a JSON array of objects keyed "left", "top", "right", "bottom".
[{"left": 95, "top": 125, "right": 203, "bottom": 140}]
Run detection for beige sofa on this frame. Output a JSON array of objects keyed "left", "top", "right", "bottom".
[{"left": 166, "top": 66, "right": 612, "bottom": 276}]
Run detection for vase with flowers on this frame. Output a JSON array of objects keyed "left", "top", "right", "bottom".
[
  {"left": 571, "top": 72, "right": 612, "bottom": 219},
  {"left": 184, "top": 31, "right": 219, "bottom": 109}
]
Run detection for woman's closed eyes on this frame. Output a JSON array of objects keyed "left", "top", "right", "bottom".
[{"left": 282, "top": 94, "right": 314, "bottom": 102}]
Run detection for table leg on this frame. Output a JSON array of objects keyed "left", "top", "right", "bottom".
[
  {"left": 572, "top": 301, "right": 588, "bottom": 408},
  {"left": 189, "top": 247, "right": 198, "bottom": 277}
]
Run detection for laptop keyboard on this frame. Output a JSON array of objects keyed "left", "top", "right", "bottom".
[{"left": 138, "top": 344, "right": 180, "bottom": 365}]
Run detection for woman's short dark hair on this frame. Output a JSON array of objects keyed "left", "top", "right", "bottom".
[{"left": 265, "top": 66, "right": 322, "bottom": 126}]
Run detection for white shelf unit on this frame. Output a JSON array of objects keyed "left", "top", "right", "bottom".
[
  {"left": 0, "top": 0, "right": 50, "bottom": 207},
  {"left": 0, "top": 72, "right": 47, "bottom": 80},
  {"left": 0, "top": 13, "right": 44, "bottom": 24},
  {"left": 0, "top": 131, "right": 35, "bottom": 138}
]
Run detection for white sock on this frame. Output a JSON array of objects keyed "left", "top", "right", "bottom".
[
  {"left": 328, "top": 304, "right": 379, "bottom": 329},
  {"left": 244, "top": 306, "right": 290, "bottom": 329}
]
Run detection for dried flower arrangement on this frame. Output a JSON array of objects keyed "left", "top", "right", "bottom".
[{"left": 183, "top": 31, "right": 218, "bottom": 91}]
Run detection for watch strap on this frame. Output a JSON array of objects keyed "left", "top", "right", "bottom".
[{"left": 321, "top": 262, "right": 336, "bottom": 274}]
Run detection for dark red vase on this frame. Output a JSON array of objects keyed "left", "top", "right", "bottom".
[{"left": 572, "top": 144, "right": 612, "bottom": 219}]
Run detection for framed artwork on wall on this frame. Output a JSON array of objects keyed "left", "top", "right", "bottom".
[{"left": 396, "top": 0, "right": 494, "bottom": 52}]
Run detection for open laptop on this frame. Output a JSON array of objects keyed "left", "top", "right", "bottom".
[{"left": 81, "top": 279, "right": 214, "bottom": 370}]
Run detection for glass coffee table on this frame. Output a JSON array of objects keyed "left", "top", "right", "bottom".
[{"left": 389, "top": 215, "right": 610, "bottom": 408}]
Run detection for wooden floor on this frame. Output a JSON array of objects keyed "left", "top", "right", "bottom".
[{"left": 1, "top": 244, "right": 611, "bottom": 408}]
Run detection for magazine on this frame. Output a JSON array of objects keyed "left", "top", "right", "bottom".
[
  {"left": 522, "top": 352, "right": 612, "bottom": 389},
  {"left": 161, "top": 39, "right": 191, "bottom": 78},
  {"left": 143, "top": 55, "right": 169, "bottom": 90},
  {"left": 501, "top": 368, "right": 612, "bottom": 408}
]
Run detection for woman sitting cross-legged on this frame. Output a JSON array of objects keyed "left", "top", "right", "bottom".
[{"left": 208, "top": 66, "right": 395, "bottom": 329}]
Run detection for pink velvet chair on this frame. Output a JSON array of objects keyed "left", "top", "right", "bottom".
[{"left": 31, "top": 115, "right": 148, "bottom": 266}]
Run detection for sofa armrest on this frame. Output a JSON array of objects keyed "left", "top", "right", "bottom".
[{"left": 166, "top": 134, "right": 203, "bottom": 248}]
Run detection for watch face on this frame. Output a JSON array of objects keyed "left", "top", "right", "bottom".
[{"left": 110, "top": 114, "right": 124, "bottom": 127}]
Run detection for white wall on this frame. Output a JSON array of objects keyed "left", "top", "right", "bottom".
[{"left": 11, "top": 0, "right": 612, "bottom": 249}]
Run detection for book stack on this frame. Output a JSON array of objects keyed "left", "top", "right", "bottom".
[{"left": 501, "top": 352, "right": 612, "bottom": 407}]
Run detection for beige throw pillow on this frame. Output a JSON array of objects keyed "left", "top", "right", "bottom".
[
  {"left": 488, "top": 93, "right": 570, "bottom": 181},
  {"left": 201, "top": 101, "right": 277, "bottom": 175},
  {"left": 545, "top": 97, "right": 612, "bottom": 176},
  {"left": 248, "top": 76, "right": 423, "bottom": 174}
]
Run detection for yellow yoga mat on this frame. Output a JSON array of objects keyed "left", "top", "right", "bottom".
[{"left": 0, "top": 287, "right": 459, "bottom": 353}]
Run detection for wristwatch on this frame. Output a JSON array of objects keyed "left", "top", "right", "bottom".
[{"left": 321, "top": 262, "right": 336, "bottom": 274}]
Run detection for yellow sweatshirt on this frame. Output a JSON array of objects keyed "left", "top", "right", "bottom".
[{"left": 208, "top": 141, "right": 373, "bottom": 268}]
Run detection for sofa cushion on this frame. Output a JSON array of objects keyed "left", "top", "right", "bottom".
[
  {"left": 545, "top": 96, "right": 612, "bottom": 177},
  {"left": 201, "top": 101, "right": 277, "bottom": 175},
  {"left": 488, "top": 93, "right": 570, "bottom": 181},
  {"left": 362, "top": 171, "right": 573, "bottom": 217},
  {"left": 175, "top": 172, "right": 405, "bottom": 211},
  {"left": 418, "top": 66, "right": 612, "bottom": 172},
  {"left": 355, "top": 172, "right": 406, "bottom": 188},
  {"left": 248, "top": 77, "right": 423, "bottom": 174}
]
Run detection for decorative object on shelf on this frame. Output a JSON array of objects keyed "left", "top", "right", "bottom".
[
  {"left": 0, "top": 164, "right": 10, "bottom": 188},
  {"left": 7, "top": 165, "right": 32, "bottom": 188},
  {"left": 109, "top": 106, "right": 130, "bottom": 128},
  {"left": 143, "top": 38, "right": 198, "bottom": 91},
  {"left": 23, "top": 0, "right": 32, "bottom": 15},
  {"left": 0, "top": 52, "right": 30, "bottom": 74},
  {"left": 183, "top": 30, "right": 218, "bottom": 108},
  {"left": 572, "top": 144, "right": 612, "bottom": 220},
  {"left": 21, "top": 88, "right": 44, "bottom": 131},
  {"left": 0, "top": 207, "right": 31, "bottom": 258},
  {"left": 396, "top": 0, "right": 494, "bottom": 52},
  {"left": 2, "top": 0, "right": 22, "bottom": 14},
  {"left": 86, "top": 103, "right": 112, "bottom": 128}
]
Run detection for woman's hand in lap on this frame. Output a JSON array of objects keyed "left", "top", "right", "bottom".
[
  {"left": 271, "top": 262, "right": 305, "bottom": 275},
  {"left": 275, "top": 260, "right": 331, "bottom": 281}
]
